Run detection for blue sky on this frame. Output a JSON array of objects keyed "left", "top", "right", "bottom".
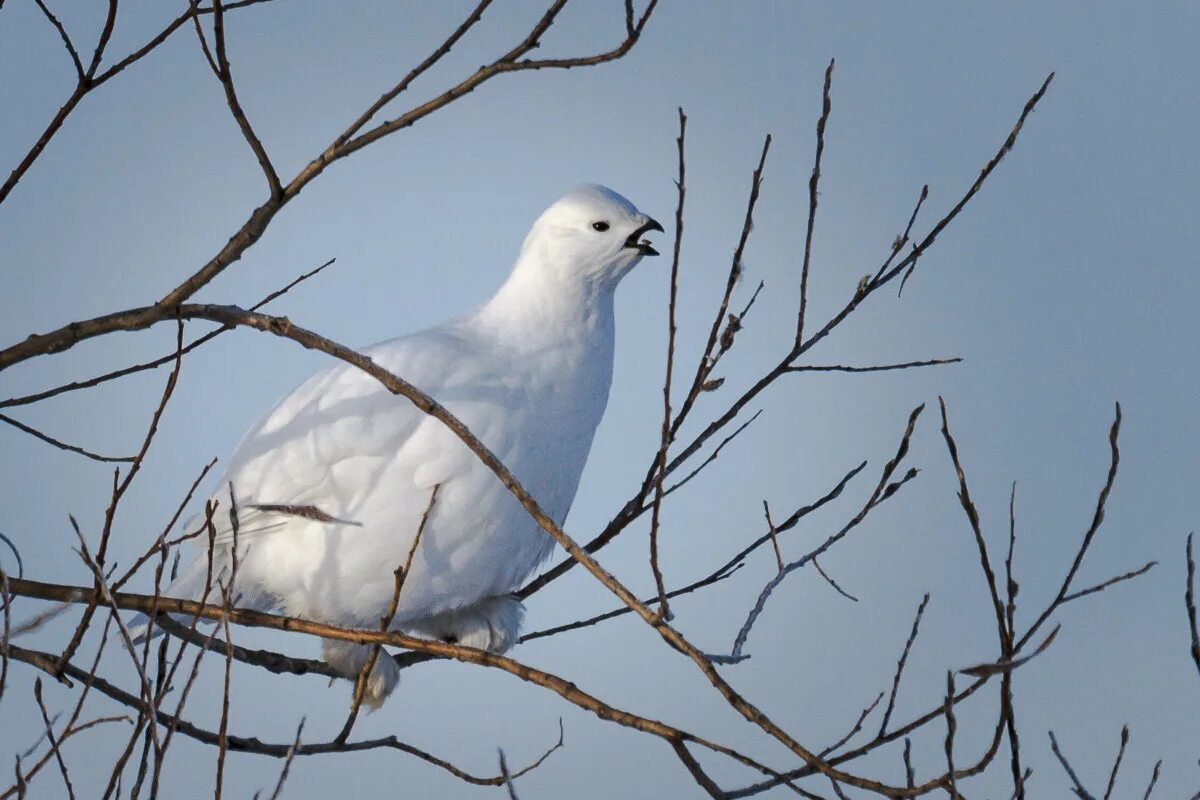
[{"left": 1, "top": 2, "right": 1198, "bottom": 797}]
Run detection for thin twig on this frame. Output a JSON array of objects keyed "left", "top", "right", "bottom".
[
  {"left": 810, "top": 557, "right": 857, "bottom": 602},
  {"left": 1141, "top": 760, "right": 1161, "bottom": 800},
  {"left": 1186, "top": 532, "right": 1199, "bottom": 680},
  {"left": 944, "top": 672, "right": 958, "bottom": 800},
  {"left": 266, "top": 718, "right": 304, "bottom": 800},
  {"left": 207, "top": 0, "right": 282, "bottom": 196},
  {"left": 796, "top": 59, "right": 834, "bottom": 346},
  {"left": 0, "top": 413, "right": 134, "bottom": 463},
  {"left": 337, "top": 484, "right": 440, "bottom": 742},
  {"left": 32, "top": 0, "right": 84, "bottom": 78},
  {"left": 1101, "top": 725, "right": 1129, "bottom": 800},
  {"left": 1061, "top": 561, "right": 1156, "bottom": 603},
  {"left": 1015, "top": 402, "right": 1121, "bottom": 652},
  {"left": 786, "top": 358, "right": 961, "bottom": 374},
  {"left": 763, "top": 501, "right": 784, "bottom": 573},
  {"left": 819, "top": 692, "right": 883, "bottom": 757},
  {"left": 647, "top": 106, "right": 688, "bottom": 622},
  {"left": 879, "top": 593, "right": 930, "bottom": 737},
  {"left": 1048, "top": 731, "right": 1096, "bottom": 800},
  {"left": 720, "top": 407, "right": 923, "bottom": 663},
  {"left": 498, "top": 749, "right": 521, "bottom": 800},
  {"left": 32, "top": 678, "right": 76, "bottom": 800},
  {"left": 1, "top": 258, "right": 334, "bottom": 411}
]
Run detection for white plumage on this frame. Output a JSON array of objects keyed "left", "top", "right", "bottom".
[{"left": 139, "top": 185, "right": 661, "bottom": 706}]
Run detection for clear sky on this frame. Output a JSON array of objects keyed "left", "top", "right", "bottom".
[{"left": 2, "top": 2, "right": 1198, "bottom": 798}]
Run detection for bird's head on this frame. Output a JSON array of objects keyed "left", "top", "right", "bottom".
[{"left": 518, "top": 185, "right": 663, "bottom": 289}]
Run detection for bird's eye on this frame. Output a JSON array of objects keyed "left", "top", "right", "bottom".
[{"left": 591, "top": 221, "right": 610, "bottom": 232}]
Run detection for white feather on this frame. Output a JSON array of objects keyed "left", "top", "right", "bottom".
[{"left": 148, "top": 186, "right": 660, "bottom": 705}]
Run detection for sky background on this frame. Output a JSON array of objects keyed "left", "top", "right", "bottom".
[{"left": 2, "top": 1, "right": 1198, "bottom": 797}]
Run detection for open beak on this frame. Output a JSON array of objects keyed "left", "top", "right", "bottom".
[{"left": 624, "top": 218, "right": 664, "bottom": 256}]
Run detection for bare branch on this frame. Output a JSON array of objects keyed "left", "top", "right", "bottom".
[
  {"left": 265, "top": 718, "right": 304, "bottom": 800},
  {"left": 939, "top": 396, "right": 1011, "bottom": 657},
  {"left": 646, "top": 106, "right": 689, "bottom": 622},
  {"left": 1187, "top": 532, "right": 1199, "bottom": 681},
  {"left": 336, "top": 484, "right": 440, "bottom": 742},
  {"left": 943, "top": 672, "right": 959, "bottom": 800},
  {"left": 819, "top": 692, "right": 883, "bottom": 758},
  {"left": 879, "top": 593, "right": 931, "bottom": 737},
  {"left": 786, "top": 358, "right": 960, "bottom": 374},
  {"left": 1048, "top": 731, "right": 1096, "bottom": 800},
  {"left": 796, "top": 59, "right": 834, "bottom": 346},
  {"left": 0, "top": 413, "right": 134, "bottom": 463},
  {"left": 32, "top": 0, "right": 84, "bottom": 79},
  {"left": 1016, "top": 402, "right": 1121, "bottom": 652},
  {"left": 720, "top": 406, "right": 922, "bottom": 663},
  {"left": 959, "top": 624, "right": 1059, "bottom": 678},
  {"left": 1141, "top": 760, "right": 1161, "bottom": 800},
  {"left": 207, "top": 0, "right": 282, "bottom": 196},
  {"left": 1101, "top": 725, "right": 1129, "bottom": 800},
  {"left": 32, "top": 678, "right": 76, "bottom": 800},
  {"left": 1061, "top": 561, "right": 1156, "bottom": 604}
]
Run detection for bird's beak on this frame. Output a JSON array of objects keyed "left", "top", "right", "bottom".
[{"left": 624, "top": 218, "right": 664, "bottom": 256}]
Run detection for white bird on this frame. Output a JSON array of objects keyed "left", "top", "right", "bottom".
[{"left": 136, "top": 185, "right": 661, "bottom": 707}]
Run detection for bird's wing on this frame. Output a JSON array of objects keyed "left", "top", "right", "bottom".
[{"left": 160, "top": 324, "right": 532, "bottom": 615}]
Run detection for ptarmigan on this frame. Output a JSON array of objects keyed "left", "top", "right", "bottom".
[{"left": 138, "top": 185, "right": 661, "bottom": 707}]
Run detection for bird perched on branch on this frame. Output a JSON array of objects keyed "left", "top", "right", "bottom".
[{"left": 133, "top": 185, "right": 661, "bottom": 707}]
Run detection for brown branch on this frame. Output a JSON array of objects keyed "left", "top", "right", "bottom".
[
  {"left": 819, "top": 692, "right": 883, "bottom": 758},
  {"left": 85, "top": 0, "right": 119, "bottom": 78},
  {"left": 796, "top": 59, "right": 834, "bottom": 346},
  {"left": 661, "top": 410, "right": 762, "bottom": 498},
  {"left": 1, "top": 258, "right": 334, "bottom": 411},
  {"left": 1061, "top": 561, "right": 1156, "bottom": 603},
  {"left": 156, "top": 614, "right": 336, "bottom": 678},
  {"left": 647, "top": 106, "right": 688, "bottom": 622},
  {"left": 265, "top": 718, "right": 304, "bottom": 800},
  {"left": 523, "top": 75, "right": 1052, "bottom": 606},
  {"left": 336, "top": 484, "right": 439, "bottom": 742},
  {"left": 659, "top": 75, "right": 1055, "bottom": 524},
  {"left": 520, "top": 563, "right": 743, "bottom": 644},
  {"left": 2, "top": 641, "right": 569, "bottom": 788},
  {"left": 872, "top": 184, "right": 928, "bottom": 284},
  {"left": 1015, "top": 402, "right": 1121, "bottom": 652},
  {"left": 111, "top": 457, "right": 220, "bottom": 593},
  {"left": 944, "top": 673, "right": 959, "bottom": 800},
  {"left": 32, "top": 0, "right": 84, "bottom": 79},
  {"left": 32, "top": 678, "right": 76, "bottom": 800},
  {"left": 0, "top": 715, "right": 129, "bottom": 800},
  {"left": 56, "top": 320, "right": 184, "bottom": 673},
  {"left": 810, "top": 557, "right": 857, "bottom": 603},
  {"left": 333, "top": 0, "right": 495, "bottom": 146},
  {"left": 0, "top": 3, "right": 659, "bottom": 371},
  {"left": 0, "top": 572, "right": 9, "bottom": 703},
  {"left": 939, "top": 396, "right": 1010, "bottom": 657},
  {"left": 2, "top": 583, "right": 793, "bottom": 789},
  {"left": 0, "top": 413, "right": 134, "bottom": 463},
  {"left": 959, "top": 624, "right": 1059, "bottom": 678},
  {"left": 0, "top": 1, "right": 277, "bottom": 209},
  {"left": 669, "top": 739, "right": 728, "bottom": 799},
  {"left": 1186, "top": 532, "right": 1199, "bottom": 681},
  {"left": 206, "top": 0, "right": 282, "bottom": 196},
  {"left": 879, "top": 593, "right": 931, "bottom": 737},
  {"left": 1141, "top": 760, "right": 1161, "bottom": 800},
  {"left": 763, "top": 501, "right": 784, "bottom": 573},
  {"left": 718, "top": 406, "right": 923, "bottom": 663},
  {"left": 1048, "top": 731, "right": 1096, "bottom": 800},
  {"left": 1101, "top": 726, "right": 1129, "bottom": 800},
  {"left": 786, "top": 358, "right": 961, "bottom": 374}
]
